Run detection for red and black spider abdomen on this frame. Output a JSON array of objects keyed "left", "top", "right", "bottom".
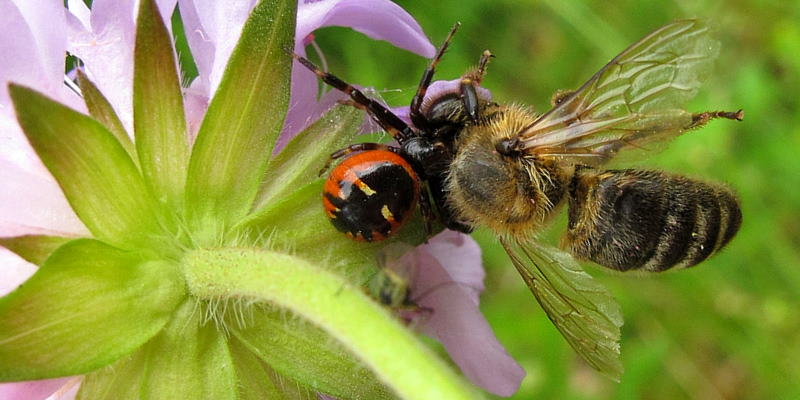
[{"left": 323, "top": 150, "right": 420, "bottom": 241}]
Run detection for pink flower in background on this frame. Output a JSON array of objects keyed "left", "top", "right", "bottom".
[
  {"left": 0, "top": 0, "right": 523, "bottom": 398},
  {"left": 389, "top": 230, "right": 525, "bottom": 397}
]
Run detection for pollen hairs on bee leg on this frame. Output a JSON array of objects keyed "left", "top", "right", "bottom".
[
  {"left": 688, "top": 109, "right": 744, "bottom": 129},
  {"left": 469, "top": 49, "right": 494, "bottom": 84},
  {"left": 318, "top": 143, "right": 399, "bottom": 176}
]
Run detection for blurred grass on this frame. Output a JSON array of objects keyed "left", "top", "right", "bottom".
[{"left": 308, "top": 0, "right": 800, "bottom": 398}]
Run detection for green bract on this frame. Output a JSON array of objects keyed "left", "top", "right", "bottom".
[{"left": 0, "top": 0, "right": 478, "bottom": 398}]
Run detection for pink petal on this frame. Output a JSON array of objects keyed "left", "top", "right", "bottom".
[
  {"left": 0, "top": 121, "right": 88, "bottom": 236},
  {"left": 46, "top": 377, "right": 81, "bottom": 400},
  {"left": 65, "top": 0, "right": 91, "bottom": 31},
  {"left": 410, "top": 231, "right": 525, "bottom": 397},
  {"left": 183, "top": 84, "right": 210, "bottom": 141},
  {"left": 0, "top": 0, "right": 48, "bottom": 108},
  {"left": 415, "top": 230, "right": 484, "bottom": 304},
  {"left": 0, "top": 247, "right": 37, "bottom": 296},
  {"left": 66, "top": 0, "right": 176, "bottom": 133},
  {"left": 279, "top": 0, "right": 435, "bottom": 141},
  {"left": 276, "top": 73, "right": 347, "bottom": 152},
  {"left": 178, "top": 0, "right": 258, "bottom": 98},
  {"left": 11, "top": 0, "right": 66, "bottom": 87},
  {"left": 0, "top": 377, "right": 71, "bottom": 400},
  {"left": 296, "top": 0, "right": 435, "bottom": 58}
]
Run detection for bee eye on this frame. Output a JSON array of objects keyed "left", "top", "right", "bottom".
[{"left": 495, "top": 138, "right": 518, "bottom": 155}]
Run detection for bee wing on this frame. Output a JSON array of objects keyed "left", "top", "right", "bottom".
[
  {"left": 500, "top": 237, "right": 624, "bottom": 380},
  {"left": 516, "top": 20, "right": 719, "bottom": 165}
]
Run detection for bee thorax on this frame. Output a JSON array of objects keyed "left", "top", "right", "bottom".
[{"left": 447, "top": 121, "right": 565, "bottom": 237}]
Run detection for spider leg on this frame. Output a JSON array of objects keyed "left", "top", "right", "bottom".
[
  {"left": 409, "top": 22, "right": 461, "bottom": 129},
  {"left": 318, "top": 143, "right": 400, "bottom": 176},
  {"left": 291, "top": 53, "right": 414, "bottom": 141}
]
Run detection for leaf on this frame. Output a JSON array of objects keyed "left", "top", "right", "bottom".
[
  {"left": 229, "top": 338, "right": 318, "bottom": 400},
  {"left": 182, "top": 247, "right": 479, "bottom": 400},
  {"left": 133, "top": 0, "right": 189, "bottom": 208},
  {"left": 78, "top": 299, "right": 237, "bottom": 399},
  {"left": 253, "top": 104, "right": 364, "bottom": 210},
  {"left": 0, "top": 234, "right": 72, "bottom": 266},
  {"left": 76, "top": 70, "right": 134, "bottom": 159},
  {"left": 140, "top": 299, "right": 237, "bottom": 399},
  {"left": 231, "top": 305, "right": 394, "bottom": 399},
  {"left": 0, "top": 239, "right": 185, "bottom": 380},
  {"left": 9, "top": 85, "right": 162, "bottom": 248},
  {"left": 185, "top": 0, "right": 296, "bottom": 234}
]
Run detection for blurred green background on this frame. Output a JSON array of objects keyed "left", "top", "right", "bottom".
[{"left": 306, "top": 0, "right": 800, "bottom": 399}]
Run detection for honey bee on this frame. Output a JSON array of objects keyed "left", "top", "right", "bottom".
[{"left": 295, "top": 19, "right": 742, "bottom": 379}]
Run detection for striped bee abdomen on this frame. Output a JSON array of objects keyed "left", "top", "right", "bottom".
[{"left": 566, "top": 169, "right": 742, "bottom": 272}]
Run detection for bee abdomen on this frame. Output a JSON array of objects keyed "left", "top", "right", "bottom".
[{"left": 566, "top": 169, "right": 741, "bottom": 272}]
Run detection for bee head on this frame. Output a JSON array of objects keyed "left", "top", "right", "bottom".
[{"left": 420, "top": 78, "right": 492, "bottom": 124}]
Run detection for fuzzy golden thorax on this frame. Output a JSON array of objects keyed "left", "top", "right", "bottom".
[{"left": 446, "top": 104, "right": 570, "bottom": 239}]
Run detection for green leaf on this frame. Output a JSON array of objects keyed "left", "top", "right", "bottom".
[
  {"left": 9, "top": 85, "right": 162, "bottom": 247},
  {"left": 77, "top": 343, "right": 149, "bottom": 400},
  {"left": 231, "top": 305, "right": 393, "bottom": 399},
  {"left": 185, "top": 0, "right": 296, "bottom": 234},
  {"left": 76, "top": 70, "right": 135, "bottom": 159},
  {"left": 253, "top": 104, "right": 364, "bottom": 210},
  {"left": 0, "top": 234, "right": 72, "bottom": 266},
  {"left": 182, "top": 248, "right": 479, "bottom": 400},
  {"left": 0, "top": 239, "right": 185, "bottom": 380},
  {"left": 134, "top": 0, "right": 189, "bottom": 208},
  {"left": 229, "top": 338, "right": 317, "bottom": 400},
  {"left": 78, "top": 299, "right": 237, "bottom": 400},
  {"left": 141, "top": 299, "right": 237, "bottom": 399}
]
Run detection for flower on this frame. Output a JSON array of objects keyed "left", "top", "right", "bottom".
[
  {"left": 0, "top": 0, "right": 521, "bottom": 398},
  {"left": 384, "top": 230, "right": 526, "bottom": 397}
]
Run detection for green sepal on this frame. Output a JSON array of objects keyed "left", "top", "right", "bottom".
[
  {"left": 0, "top": 234, "right": 72, "bottom": 266},
  {"left": 253, "top": 104, "right": 364, "bottom": 210},
  {"left": 76, "top": 342, "right": 149, "bottom": 399},
  {"left": 77, "top": 299, "right": 236, "bottom": 399},
  {"left": 182, "top": 248, "right": 479, "bottom": 400},
  {"left": 229, "top": 338, "right": 317, "bottom": 400},
  {"left": 8, "top": 85, "right": 162, "bottom": 248},
  {"left": 231, "top": 305, "right": 393, "bottom": 399},
  {"left": 141, "top": 299, "right": 237, "bottom": 399},
  {"left": 76, "top": 70, "right": 135, "bottom": 159},
  {"left": 0, "top": 239, "right": 185, "bottom": 380},
  {"left": 133, "top": 0, "right": 189, "bottom": 208},
  {"left": 185, "top": 0, "right": 295, "bottom": 235}
]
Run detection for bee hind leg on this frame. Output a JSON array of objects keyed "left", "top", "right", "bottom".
[{"left": 687, "top": 109, "right": 744, "bottom": 129}]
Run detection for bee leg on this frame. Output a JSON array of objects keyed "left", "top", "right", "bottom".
[
  {"left": 687, "top": 109, "right": 744, "bottom": 129},
  {"left": 318, "top": 143, "right": 400, "bottom": 176},
  {"left": 550, "top": 89, "right": 575, "bottom": 107},
  {"left": 465, "top": 49, "right": 494, "bottom": 84},
  {"left": 290, "top": 52, "right": 414, "bottom": 141},
  {"left": 409, "top": 22, "right": 461, "bottom": 129}
]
